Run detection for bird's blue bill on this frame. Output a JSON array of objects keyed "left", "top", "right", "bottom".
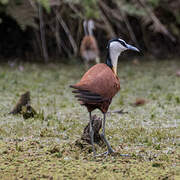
[{"left": 127, "top": 44, "right": 140, "bottom": 52}]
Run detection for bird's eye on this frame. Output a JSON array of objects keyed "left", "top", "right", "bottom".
[{"left": 120, "top": 41, "right": 126, "bottom": 47}]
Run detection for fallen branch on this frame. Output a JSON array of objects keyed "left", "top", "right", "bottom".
[{"left": 107, "top": 109, "right": 128, "bottom": 114}]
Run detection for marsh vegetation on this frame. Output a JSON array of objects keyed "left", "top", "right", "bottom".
[
  {"left": 0, "top": 0, "right": 180, "bottom": 60},
  {"left": 0, "top": 59, "right": 179, "bottom": 179}
]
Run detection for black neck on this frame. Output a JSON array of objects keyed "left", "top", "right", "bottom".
[{"left": 106, "top": 51, "right": 112, "bottom": 68}]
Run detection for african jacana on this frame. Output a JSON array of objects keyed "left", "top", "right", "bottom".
[
  {"left": 80, "top": 19, "right": 99, "bottom": 69},
  {"left": 71, "top": 38, "right": 139, "bottom": 156}
]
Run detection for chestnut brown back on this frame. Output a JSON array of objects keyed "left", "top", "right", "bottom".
[{"left": 73, "top": 63, "right": 120, "bottom": 99}]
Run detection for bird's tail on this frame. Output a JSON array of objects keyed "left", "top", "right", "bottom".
[{"left": 70, "top": 86, "right": 104, "bottom": 104}]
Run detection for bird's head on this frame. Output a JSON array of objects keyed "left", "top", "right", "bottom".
[{"left": 107, "top": 38, "right": 140, "bottom": 75}]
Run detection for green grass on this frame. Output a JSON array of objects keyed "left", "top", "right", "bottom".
[{"left": 0, "top": 59, "right": 180, "bottom": 179}]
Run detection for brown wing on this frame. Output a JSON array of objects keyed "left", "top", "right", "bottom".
[{"left": 70, "top": 63, "right": 120, "bottom": 102}]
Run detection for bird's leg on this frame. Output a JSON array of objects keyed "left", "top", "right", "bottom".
[
  {"left": 84, "top": 61, "right": 89, "bottom": 70},
  {"left": 89, "top": 112, "right": 96, "bottom": 156},
  {"left": 97, "top": 113, "right": 130, "bottom": 157},
  {"left": 100, "top": 113, "right": 114, "bottom": 155}
]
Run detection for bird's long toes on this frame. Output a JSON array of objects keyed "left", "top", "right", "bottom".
[
  {"left": 119, "top": 154, "right": 131, "bottom": 157},
  {"left": 95, "top": 149, "right": 114, "bottom": 157},
  {"left": 108, "top": 148, "right": 115, "bottom": 154},
  {"left": 107, "top": 148, "right": 131, "bottom": 157},
  {"left": 91, "top": 149, "right": 96, "bottom": 157},
  {"left": 95, "top": 148, "right": 131, "bottom": 157},
  {"left": 95, "top": 151, "right": 130, "bottom": 158},
  {"left": 95, "top": 151, "right": 108, "bottom": 157}
]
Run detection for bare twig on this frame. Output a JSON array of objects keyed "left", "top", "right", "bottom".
[
  {"left": 33, "top": 29, "right": 42, "bottom": 58},
  {"left": 68, "top": 3, "right": 84, "bottom": 19},
  {"left": 38, "top": 3, "right": 49, "bottom": 62},
  {"left": 98, "top": 1, "right": 125, "bottom": 34},
  {"left": 47, "top": 18, "right": 71, "bottom": 57},
  {"left": 137, "top": 0, "right": 175, "bottom": 42},
  {"left": 28, "top": 0, "right": 37, "bottom": 10},
  {"left": 120, "top": 11, "right": 140, "bottom": 48},
  {"left": 99, "top": 1, "right": 123, "bottom": 22},
  {"left": 56, "top": 12, "right": 78, "bottom": 56},
  {"left": 100, "top": 1, "right": 139, "bottom": 47},
  {"left": 54, "top": 8, "right": 62, "bottom": 54},
  {"left": 98, "top": 6, "right": 116, "bottom": 38},
  {"left": 94, "top": 21, "right": 107, "bottom": 31},
  {"left": 107, "top": 109, "right": 128, "bottom": 115}
]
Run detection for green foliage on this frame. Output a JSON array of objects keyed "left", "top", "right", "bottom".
[
  {"left": 6, "top": 0, "right": 38, "bottom": 30},
  {"left": 0, "top": 0, "right": 9, "bottom": 5},
  {"left": 80, "top": 0, "right": 99, "bottom": 19},
  {"left": 37, "top": 0, "right": 51, "bottom": 13},
  {"left": 0, "top": 0, "right": 50, "bottom": 31},
  {"left": 121, "top": 3, "right": 146, "bottom": 16},
  {"left": 0, "top": 0, "right": 179, "bottom": 58},
  {"left": 62, "top": 0, "right": 99, "bottom": 18},
  {"left": 148, "top": 0, "right": 160, "bottom": 7}
]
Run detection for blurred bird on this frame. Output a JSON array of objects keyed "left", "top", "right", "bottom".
[
  {"left": 70, "top": 38, "right": 139, "bottom": 156},
  {"left": 80, "top": 19, "right": 100, "bottom": 69}
]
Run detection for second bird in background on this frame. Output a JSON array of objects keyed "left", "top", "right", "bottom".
[{"left": 80, "top": 19, "right": 100, "bottom": 70}]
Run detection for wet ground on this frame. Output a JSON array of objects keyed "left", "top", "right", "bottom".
[{"left": 0, "top": 59, "right": 179, "bottom": 179}]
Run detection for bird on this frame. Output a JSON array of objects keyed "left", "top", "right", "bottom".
[
  {"left": 80, "top": 19, "right": 100, "bottom": 69},
  {"left": 71, "top": 38, "right": 139, "bottom": 156}
]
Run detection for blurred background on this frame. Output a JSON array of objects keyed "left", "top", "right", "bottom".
[{"left": 0, "top": 0, "right": 180, "bottom": 62}]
